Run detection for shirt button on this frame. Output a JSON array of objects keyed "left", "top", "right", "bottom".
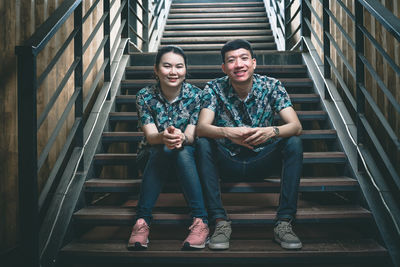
[{"left": 169, "top": 117, "right": 172, "bottom": 120}]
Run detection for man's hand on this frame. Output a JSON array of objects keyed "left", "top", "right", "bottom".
[
  {"left": 243, "top": 127, "right": 276, "bottom": 146},
  {"left": 225, "top": 127, "right": 257, "bottom": 149},
  {"left": 163, "top": 126, "right": 185, "bottom": 149}
]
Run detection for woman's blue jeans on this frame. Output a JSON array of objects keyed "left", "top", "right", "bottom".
[
  {"left": 195, "top": 136, "right": 303, "bottom": 223},
  {"left": 136, "top": 145, "right": 208, "bottom": 225}
]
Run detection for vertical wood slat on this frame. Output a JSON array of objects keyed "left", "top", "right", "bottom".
[{"left": 0, "top": 0, "right": 18, "bottom": 253}]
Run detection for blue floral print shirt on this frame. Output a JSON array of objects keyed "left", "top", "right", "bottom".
[
  {"left": 201, "top": 73, "right": 292, "bottom": 156},
  {"left": 136, "top": 82, "right": 201, "bottom": 158}
]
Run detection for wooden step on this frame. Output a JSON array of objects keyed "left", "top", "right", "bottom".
[
  {"left": 171, "top": 2, "right": 265, "bottom": 9},
  {"left": 170, "top": 7, "right": 265, "bottom": 13},
  {"left": 125, "top": 64, "right": 307, "bottom": 78},
  {"left": 121, "top": 78, "right": 313, "bottom": 91},
  {"left": 72, "top": 205, "right": 371, "bottom": 225},
  {"left": 168, "top": 12, "right": 267, "bottom": 19},
  {"left": 60, "top": 238, "right": 387, "bottom": 265},
  {"left": 165, "top": 43, "right": 276, "bottom": 51},
  {"left": 115, "top": 94, "right": 319, "bottom": 106},
  {"left": 108, "top": 110, "right": 327, "bottom": 122},
  {"left": 101, "top": 130, "right": 337, "bottom": 143},
  {"left": 165, "top": 22, "right": 270, "bottom": 30},
  {"left": 85, "top": 177, "right": 358, "bottom": 193},
  {"left": 93, "top": 151, "right": 346, "bottom": 165},
  {"left": 163, "top": 29, "right": 273, "bottom": 37},
  {"left": 161, "top": 36, "right": 275, "bottom": 44},
  {"left": 167, "top": 17, "right": 268, "bottom": 25}
]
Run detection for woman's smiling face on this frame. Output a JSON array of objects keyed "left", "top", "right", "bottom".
[{"left": 154, "top": 51, "right": 186, "bottom": 91}]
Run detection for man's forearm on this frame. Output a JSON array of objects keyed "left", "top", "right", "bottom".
[{"left": 196, "top": 123, "right": 228, "bottom": 139}]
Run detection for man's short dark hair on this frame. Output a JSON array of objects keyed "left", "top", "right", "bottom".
[{"left": 221, "top": 39, "right": 255, "bottom": 63}]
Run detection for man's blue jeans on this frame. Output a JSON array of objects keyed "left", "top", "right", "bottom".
[
  {"left": 196, "top": 137, "right": 303, "bottom": 223},
  {"left": 136, "top": 145, "right": 208, "bottom": 225}
]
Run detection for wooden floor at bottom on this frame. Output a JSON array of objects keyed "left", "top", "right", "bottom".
[{"left": 60, "top": 223, "right": 390, "bottom": 267}]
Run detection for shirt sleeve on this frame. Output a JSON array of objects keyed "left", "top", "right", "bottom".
[
  {"left": 273, "top": 80, "right": 292, "bottom": 113},
  {"left": 201, "top": 84, "right": 218, "bottom": 112},
  {"left": 189, "top": 89, "right": 201, "bottom": 125},
  {"left": 136, "top": 89, "right": 155, "bottom": 127}
]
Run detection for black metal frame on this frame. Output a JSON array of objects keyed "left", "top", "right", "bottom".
[{"left": 266, "top": 0, "right": 400, "bottom": 264}]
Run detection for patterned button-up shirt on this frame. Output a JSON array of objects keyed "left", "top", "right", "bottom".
[
  {"left": 136, "top": 82, "right": 201, "bottom": 159},
  {"left": 201, "top": 73, "right": 292, "bottom": 156}
]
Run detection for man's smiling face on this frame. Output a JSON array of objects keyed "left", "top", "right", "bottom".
[{"left": 222, "top": 48, "right": 256, "bottom": 85}]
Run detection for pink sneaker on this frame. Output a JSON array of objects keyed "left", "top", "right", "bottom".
[
  {"left": 127, "top": 218, "right": 149, "bottom": 250},
  {"left": 182, "top": 218, "right": 209, "bottom": 249}
]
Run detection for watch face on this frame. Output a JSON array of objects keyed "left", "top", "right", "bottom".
[{"left": 274, "top": 127, "right": 279, "bottom": 136}]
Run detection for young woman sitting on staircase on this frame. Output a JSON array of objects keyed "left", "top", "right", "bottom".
[{"left": 127, "top": 45, "right": 209, "bottom": 250}]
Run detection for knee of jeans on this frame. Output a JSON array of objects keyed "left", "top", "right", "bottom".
[
  {"left": 161, "top": 145, "right": 176, "bottom": 155},
  {"left": 176, "top": 146, "right": 195, "bottom": 161},
  {"left": 285, "top": 136, "right": 303, "bottom": 155},
  {"left": 195, "top": 137, "right": 213, "bottom": 152}
]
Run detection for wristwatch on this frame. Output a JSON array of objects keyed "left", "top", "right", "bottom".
[
  {"left": 182, "top": 133, "right": 188, "bottom": 145},
  {"left": 273, "top": 126, "right": 280, "bottom": 137}
]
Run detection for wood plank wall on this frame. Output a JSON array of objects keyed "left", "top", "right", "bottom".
[
  {"left": 0, "top": 0, "right": 121, "bottom": 254},
  {"left": 305, "top": 0, "right": 400, "bottom": 174}
]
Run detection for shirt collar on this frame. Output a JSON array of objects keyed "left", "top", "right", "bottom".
[
  {"left": 154, "top": 82, "right": 189, "bottom": 103},
  {"left": 226, "top": 75, "right": 257, "bottom": 102}
]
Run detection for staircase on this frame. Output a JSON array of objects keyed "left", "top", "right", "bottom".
[{"left": 59, "top": 0, "right": 390, "bottom": 266}]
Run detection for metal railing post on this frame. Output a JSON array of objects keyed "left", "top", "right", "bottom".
[
  {"left": 300, "top": 0, "right": 311, "bottom": 50},
  {"left": 355, "top": 0, "right": 366, "bottom": 171},
  {"left": 323, "top": 0, "right": 331, "bottom": 99},
  {"left": 74, "top": 1, "right": 84, "bottom": 171},
  {"left": 122, "top": 0, "right": 129, "bottom": 53},
  {"left": 142, "top": 0, "right": 149, "bottom": 51},
  {"left": 104, "top": 0, "right": 111, "bottom": 82},
  {"left": 284, "top": 0, "right": 291, "bottom": 50},
  {"left": 16, "top": 46, "right": 40, "bottom": 267}
]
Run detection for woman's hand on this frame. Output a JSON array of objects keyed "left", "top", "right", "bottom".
[{"left": 163, "top": 126, "right": 185, "bottom": 149}]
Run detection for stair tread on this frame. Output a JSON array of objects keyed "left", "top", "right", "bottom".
[
  {"left": 61, "top": 239, "right": 387, "bottom": 259},
  {"left": 165, "top": 23, "right": 270, "bottom": 30},
  {"left": 73, "top": 205, "right": 371, "bottom": 221},
  {"left": 163, "top": 29, "right": 273, "bottom": 36},
  {"left": 115, "top": 94, "right": 319, "bottom": 103},
  {"left": 126, "top": 64, "right": 307, "bottom": 70},
  {"left": 168, "top": 12, "right": 267, "bottom": 19},
  {"left": 170, "top": 7, "right": 266, "bottom": 13},
  {"left": 102, "top": 129, "right": 336, "bottom": 137},
  {"left": 161, "top": 36, "right": 274, "bottom": 43},
  {"left": 85, "top": 177, "right": 358, "bottom": 192},
  {"left": 171, "top": 2, "right": 265, "bottom": 8},
  {"left": 121, "top": 77, "right": 313, "bottom": 86},
  {"left": 167, "top": 17, "right": 268, "bottom": 24}
]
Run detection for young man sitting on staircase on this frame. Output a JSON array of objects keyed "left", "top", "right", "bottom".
[{"left": 196, "top": 39, "right": 303, "bottom": 250}]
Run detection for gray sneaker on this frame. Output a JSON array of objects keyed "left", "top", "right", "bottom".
[
  {"left": 273, "top": 220, "right": 302, "bottom": 249},
  {"left": 209, "top": 220, "right": 232, "bottom": 250}
]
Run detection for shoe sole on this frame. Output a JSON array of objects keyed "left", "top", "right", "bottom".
[
  {"left": 127, "top": 240, "right": 149, "bottom": 250},
  {"left": 182, "top": 242, "right": 206, "bottom": 250},
  {"left": 208, "top": 242, "right": 229, "bottom": 250},
  {"left": 273, "top": 237, "right": 302, "bottom": 250}
]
